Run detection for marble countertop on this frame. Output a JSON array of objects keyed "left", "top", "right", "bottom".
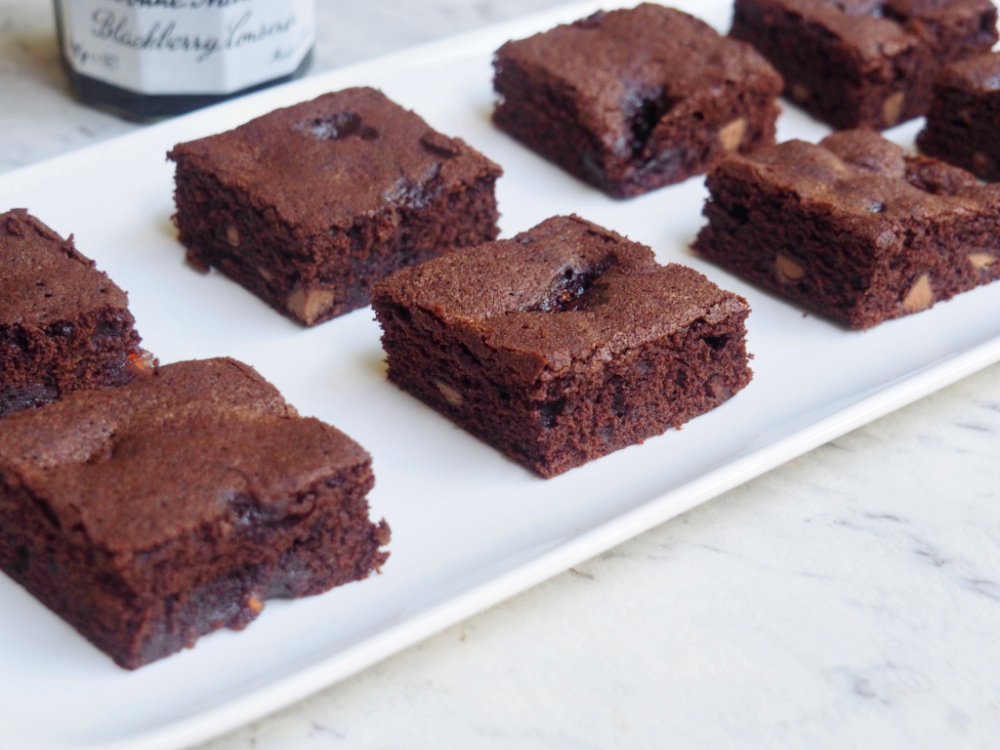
[{"left": 2, "top": 2, "right": 999, "bottom": 748}]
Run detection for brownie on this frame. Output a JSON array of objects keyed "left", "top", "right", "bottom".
[
  {"left": 918, "top": 52, "right": 1000, "bottom": 180},
  {"left": 371, "top": 216, "right": 753, "bottom": 478},
  {"left": 694, "top": 129, "right": 1000, "bottom": 329},
  {"left": 0, "top": 357, "right": 390, "bottom": 669},
  {"left": 491, "top": 4, "right": 783, "bottom": 198},
  {"left": 730, "top": 0, "right": 998, "bottom": 130},
  {"left": 0, "top": 209, "right": 144, "bottom": 418},
  {"left": 168, "top": 87, "right": 502, "bottom": 326}
]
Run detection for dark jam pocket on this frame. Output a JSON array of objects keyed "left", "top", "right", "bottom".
[
  {"left": 623, "top": 85, "right": 678, "bottom": 160},
  {"left": 298, "top": 112, "right": 379, "bottom": 141},
  {"left": 528, "top": 257, "right": 619, "bottom": 313}
]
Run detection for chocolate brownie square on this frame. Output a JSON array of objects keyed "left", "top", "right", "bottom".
[
  {"left": 169, "top": 87, "right": 502, "bottom": 326},
  {"left": 694, "top": 129, "right": 1000, "bottom": 329},
  {"left": 0, "top": 357, "right": 390, "bottom": 669},
  {"left": 372, "top": 216, "right": 753, "bottom": 478},
  {"left": 918, "top": 52, "right": 1000, "bottom": 180},
  {"left": 730, "top": 0, "right": 998, "bottom": 130},
  {"left": 492, "top": 4, "right": 783, "bottom": 198},
  {"left": 0, "top": 209, "right": 143, "bottom": 418}
]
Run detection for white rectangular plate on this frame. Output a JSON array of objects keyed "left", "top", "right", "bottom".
[{"left": 2, "top": 2, "right": 999, "bottom": 748}]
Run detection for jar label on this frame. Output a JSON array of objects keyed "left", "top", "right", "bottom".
[{"left": 57, "top": 0, "right": 316, "bottom": 95}]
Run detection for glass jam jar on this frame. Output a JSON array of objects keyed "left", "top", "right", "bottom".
[{"left": 53, "top": 0, "right": 316, "bottom": 121}]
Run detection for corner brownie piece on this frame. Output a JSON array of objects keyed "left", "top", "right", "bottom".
[
  {"left": 492, "top": 4, "right": 783, "bottom": 198},
  {"left": 169, "top": 87, "right": 502, "bottom": 326},
  {"left": 730, "top": 0, "right": 998, "bottom": 130},
  {"left": 918, "top": 52, "right": 1000, "bottom": 181},
  {"left": 0, "top": 209, "right": 143, "bottom": 418},
  {"left": 0, "top": 358, "right": 390, "bottom": 669},
  {"left": 372, "top": 216, "right": 753, "bottom": 477},
  {"left": 694, "top": 129, "right": 1000, "bottom": 329}
]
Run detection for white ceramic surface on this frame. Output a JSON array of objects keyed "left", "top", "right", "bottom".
[{"left": 1, "top": 2, "right": 999, "bottom": 749}]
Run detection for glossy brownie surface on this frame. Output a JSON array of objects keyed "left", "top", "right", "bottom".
[{"left": 932, "top": 50, "right": 1000, "bottom": 92}]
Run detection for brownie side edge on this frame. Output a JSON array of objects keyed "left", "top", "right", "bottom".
[{"left": 374, "top": 288, "right": 752, "bottom": 477}]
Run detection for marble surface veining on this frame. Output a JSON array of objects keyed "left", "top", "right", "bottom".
[{"left": 1, "top": 1, "right": 1000, "bottom": 748}]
